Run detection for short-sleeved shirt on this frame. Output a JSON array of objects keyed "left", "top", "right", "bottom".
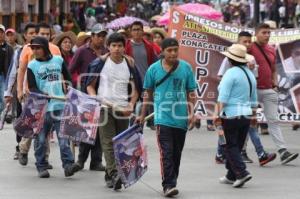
[
  {"left": 218, "top": 65, "right": 258, "bottom": 118},
  {"left": 28, "top": 56, "right": 65, "bottom": 112},
  {"left": 249, "top": 43, "right": 276, "bottom": 89},
  {"left": 143, "top": 59, "right": 197, "bottom": 130}
]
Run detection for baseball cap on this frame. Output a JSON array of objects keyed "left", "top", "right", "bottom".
[
  {"left": 29, "top": 36, "right": 49, "bottom": 48},
  {"left": 5, "top": 28, "right": 16, "bottom": 34},
  {"left": 91, "top": 23, "right": 107, "bottom": 34},
  {"left": 0, "top": 24, "right": 5, "bottom": 32},
  {"left": 161, "top": 38, "right": 179, "bottom": 50}
]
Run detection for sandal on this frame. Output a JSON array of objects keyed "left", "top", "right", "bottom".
[{"left": 207, "top": 124, "right": 215, "bottom": 131}]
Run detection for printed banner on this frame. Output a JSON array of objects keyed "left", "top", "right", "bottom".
[
  {"left": 113, "top": 124, "right": 148, "bottom": 188},
  {"left": 168, "top": 7, "right": 300, "bottom": 123},
  {"left": 0, "top": 104, "right": 10, "bottom": 130},
  {"left": 59, "top": 87, "right": 101, "bottom": 145},
  {"left": 13, "top": 92, "right": 48, "bottom": 138}
]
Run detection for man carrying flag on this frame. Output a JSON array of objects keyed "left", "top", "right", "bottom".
[
  {"left": 83, "top": 33, "right": 141, "bottom": 190},
  {"left": 27, "top": 36, "right": 79, "bottom": 178},
  {"left": 136, "top": 38, "right": 197, "bottom": 197}
]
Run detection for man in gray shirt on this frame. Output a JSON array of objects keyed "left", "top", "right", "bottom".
[
  {"left": 125, "top": 21, "right": 157, "bottom": 129},
  {"left": 125, "top": 21, "right": 157, "bottom": 83}
]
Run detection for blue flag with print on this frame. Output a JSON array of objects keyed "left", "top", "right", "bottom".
[
  {"left": 59, "top": 87, "right": 101, "bottom": 145},
  {"left": 113, "top": 124, "right": 148, "bottom": 188},
  {"left": 13, "top": 92, "right": 48, "bottom": 138}
]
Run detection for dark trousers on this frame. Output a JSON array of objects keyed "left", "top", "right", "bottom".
[
  {"left": 77, "top": 130, "right": 102, "bottom": 167},
  {"left": 156, "top": 125, "right": 186, "bottom": 189},
  {"left": 222, "top": 116, "right": 250, "bottom": 180}
]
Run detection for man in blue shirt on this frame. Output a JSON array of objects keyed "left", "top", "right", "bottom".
[
  {"left": 27, "top": 37, "right": 79, "bottom": 178},
  {"left": 136, "top": 38, "right": 197, "bottom": 197}
]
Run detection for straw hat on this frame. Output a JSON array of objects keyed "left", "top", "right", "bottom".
[
  {"left": 151, "top": 27, "right": 167, "bottom": 39},
  {"left": 264, "top": 20, "right": 277, "bottom": 29},
  {"left": 150, "top": 15, "right": 161, "bottom": 21},
  {"left": 143, "top": 26, "right": 152, "bottom": 35},
  {"left": 117, "top": 29, "right": 126, "bottom": 34},
  {"left": 76, "top": 31, "right": 91, "bottom": 46},
  {"left": 221, "top": 44, "right": 253, "bottom": 63},
  {"left": 52, "top": 31, "right": 77, "bottom": 46}
]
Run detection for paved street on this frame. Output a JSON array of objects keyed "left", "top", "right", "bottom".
[{"left": 0, "top": 124, "right": 300, "bottom": 199}]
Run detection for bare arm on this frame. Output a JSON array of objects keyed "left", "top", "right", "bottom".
[
  {"left": 214, "top": 102, "right": 224, "bottom": 126},
  {"left": 187, "top": 90, "right": 197, "bottom": 130},
  {"left": 137, "top": 89, "right": 153, "bottom": 124},
  {"left": 187, "top": 90, "right": 196, "bottom": 116},
  {"left": 272, "top": 70, "right": 278, "bottom": 88},
  {"left": 17, "top": 61, "right": 27, "bottom": 101},
  {"left": 86, "top": 78, "right": 98, "bottom": 97}
]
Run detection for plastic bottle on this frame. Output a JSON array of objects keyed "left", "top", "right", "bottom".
[{"left": 216, "top": 125, "right": 226, "bottom": 146}]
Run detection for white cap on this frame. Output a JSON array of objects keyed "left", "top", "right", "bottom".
[{"left": 0, "top": 24, "right": 5, "bottom": 32}]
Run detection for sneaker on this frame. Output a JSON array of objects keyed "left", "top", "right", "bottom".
[
  {"left": 207, "top": 124, "right": 215, "bottom": 131},
  {"left": 38, "top": 169, "right": 50, "bottom": 178},
  {"left": 112, "top": 173, "right": 123, "bottom": 190},
  {"left": 232, "top": 174, "right": 252, "bottom": 188},
  {"left": 280, "top": 151, "right": 299, "bottom": 165},
  {"left": 241, "top": 152, "right": 253, "bottom": 163},
  {"left": 46, "top": 164, "right": 53, "bottom": 170},
  {"left": 19, "top": 153, "right": 28, "bottom": 166},
  {"left": 75, "top": 161, "right": 84, "bottom": 170},
  {"left": 13, "top": 150, "right": 20, "bottom": 160},
  {"left": 105, "top": 172, "right": 113, "bottom": 188},
  {"left": 215, "top": 155, "right": 225, "bottom": 164},
  {"left": 259, "top": 152, "right": 276, "bottom": 166},
  {"left": 73, "top": 162, "right": 84, "bottom": 171},
  {"left": 90, "top": 163, "right": 105, "bottom": 171},
  {"left": 5, "top": 115, "right": 13, "bottom": 124},
  {"left": 195, "top": 119, "right": 201, "bottom": 129},
  {"left": 219, "top": 176, "right": 234, "bottom": 184},
  {"left": 64, "top": 163, "right": 80, "bottom": 177},
  {"left": 292, "top": 124, "right": 300, "bottom": 131},
  {"left": 260, "top": 129, "right": 269, "bottom": 135},
  {"left": 163, "top": 187, "right": 179, "bottom": 197}
]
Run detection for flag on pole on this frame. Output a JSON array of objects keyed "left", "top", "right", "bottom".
[
  {"left": 59, "top": 87, "right": 101, "bottom": 145},
  {"left": 113, "top": 124, "right": 148, "bottom": 188},
  {"left": 13, "top": 92, "right": 48, "bottom": 138}
]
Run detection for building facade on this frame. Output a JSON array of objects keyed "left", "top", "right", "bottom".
[{"left": 0, "top": 0, "right": 71, "bottom": 31}]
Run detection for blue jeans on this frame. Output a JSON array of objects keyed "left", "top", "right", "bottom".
[
  {"left": 34, "top": 110, "right": 74, "bottom": 171},
  {"left": 248, "top": 127, "right": 265, "bottom": 157},
  {"left": 0, "top": 75, "right": 5, "bottom": 113}
]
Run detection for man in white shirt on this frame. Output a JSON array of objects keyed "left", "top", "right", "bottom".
[
  {"left": 84, "top": 33, "right": 141, "bottom": 190},
  {"left": 218, "top": 31, "right": 258, "bottom": 77}
]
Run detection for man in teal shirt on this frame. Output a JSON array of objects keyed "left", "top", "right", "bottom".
[{"left": 136, "top": 38, "right": 197, "bottom": 197}]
